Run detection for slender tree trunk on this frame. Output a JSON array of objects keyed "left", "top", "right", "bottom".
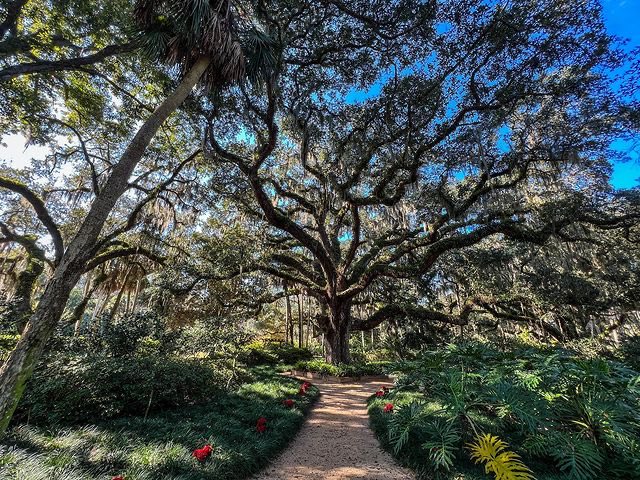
[
  {"left": 297, "top": 293, "right": 303, "bottom": 348},
  {"left": 130, "top": 278, "right": 142, "bottom": 314},
  {"left": 323, "top": 300, "right": 352, "bottom": 364},
  {"left": 0, "top": 56, "right": 211, "bottom": 435},
  {"left": 107, "top": 265, "right": 133, "bottom": 322},
  {"left": 284, "top": 282, "right": 292, "bottom": 344},
  {"left": 305, "top": 294, "right": 311, "bottom": 347},
  {"left": 72, "top": 272, "right": 106, "bottom": 336}
]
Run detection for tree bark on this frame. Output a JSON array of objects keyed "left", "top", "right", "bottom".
[
  {"left": 0, "top": 56, "right": 211, "bottom": 435},
  {"left": 323, "top": 300, "right": 352, "bottom": 364}
]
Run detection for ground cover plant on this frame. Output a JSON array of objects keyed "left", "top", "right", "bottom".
[
  {"left": 0, "top": 367, "right": 318, "bottom": 479},
  {"left": 368, "top": 340, "right": 640, "bottom": 480}
]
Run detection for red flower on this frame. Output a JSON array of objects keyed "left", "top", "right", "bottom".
[
  {"left": 112, "top": 477, "right": 125, "bottom": 480},
  {"left": 383, "top": 403, "right": 394, "bottom": 413},
  {"left": 298, "top": 381, "right": 311, "bottom": 395},
  {"left": 283, "top": 399, "right": 295, "bottom": 408},
  {"left": 375, "top": 390, "right": 385, "bottom": 397},
  {"left": 192, "top": 444, "right": 213, "bottom": 462},
  {"left": 256, "top": 417, "right": 268, "bottom": 433}
]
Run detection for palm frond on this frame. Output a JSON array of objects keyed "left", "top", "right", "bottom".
[{"left": 133, "top": 0, "right": 246, "bottom": 90}]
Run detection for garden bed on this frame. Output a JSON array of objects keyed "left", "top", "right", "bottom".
[
  {"left": 367, "top": 341, "right": 640, "bottom": 480},
  {"left": 0, "top": 368, "right": 319, "bottom": 480}
]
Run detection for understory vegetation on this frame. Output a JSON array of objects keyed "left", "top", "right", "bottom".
[
  {"left": 0, "top": 366, "right": 318, "bottom": 480},
  {"left": 369, "top": 339, "right": 640, "bottom": 480},
  {"left": 293, "top": 359, "right": 389, "bottom": 377}
]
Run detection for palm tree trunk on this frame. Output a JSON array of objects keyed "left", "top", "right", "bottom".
[{"left": 0, "top": 56, "right": 211, "bottom": 435}]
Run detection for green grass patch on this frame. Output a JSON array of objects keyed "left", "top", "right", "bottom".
[{"left": 0, "top": 369, "right": 319, "bottom": 480}]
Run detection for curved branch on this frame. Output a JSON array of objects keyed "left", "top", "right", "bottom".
[
  {"left": 0, "top": 42, "right": 136, "bottom": 82},
  {"left": 84, "top": 246, "right": 165, "bottom": 272},
  {"left": 0, "top": 177, "right": 64, "bottom": 263}
]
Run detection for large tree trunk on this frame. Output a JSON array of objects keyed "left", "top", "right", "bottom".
[
  {"left": 323, "top": 300, "right": 352, "bottom": 364},
  {"left": 0, "top": 56, "right": 211, "bottom": 435}
]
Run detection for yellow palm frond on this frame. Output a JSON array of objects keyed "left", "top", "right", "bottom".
[{"left": 467, "top": 433, "right": 536, "bottom": 480}]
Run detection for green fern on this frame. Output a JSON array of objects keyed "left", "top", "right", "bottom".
[
  {"left": 422, "top": 418, "right": 460, "bottom": 472},
  {"left": 467, "top": 433, "right": 535, "bottom": 480}
]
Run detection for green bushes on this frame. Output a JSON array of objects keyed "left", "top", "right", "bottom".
[
  {"left": 15, "top": 355, "right": 239, "bottom": 425},
  {"left": 1, "top": 371, "right": 319, "bottom": 480},
  {"left": 294, "top": 359, "right": 389, "bottom": 377},
  {"left": 242, "top": 341, "right": 313, "bottom": 366},
  {"left": 369, "top": 341, "right": 640, "bottom": 479}
]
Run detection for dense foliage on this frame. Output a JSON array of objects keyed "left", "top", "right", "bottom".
[
  {"left": 0, "top": 369, "right": 319, "bottom": 480},
  {"left": 293, "top": 359, "right": 389, "bottom": 378},
  {"left": 369, "top": 340, "right": 640, "bottom": 479},
  {"left": 14, "top": 355, "right": 234, "bottom": 426}
]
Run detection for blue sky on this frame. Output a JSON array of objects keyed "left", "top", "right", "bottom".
[{"left": 603, "top": 0, "right": 640, "bottom": 188}]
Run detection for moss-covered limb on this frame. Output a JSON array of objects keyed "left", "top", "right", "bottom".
[
  {"left": 7, "top": 255, "right": 44, "bottom": 334},
  {"left": 0, "top": 225, "right": 47, "bottom": 333},
  {"left": 0, "top": 178, "right": 64, "bottom": 264}
]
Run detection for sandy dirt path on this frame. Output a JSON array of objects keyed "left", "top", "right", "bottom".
[{"left": 252, "top": 377, "right": 414, "bottom": 480}]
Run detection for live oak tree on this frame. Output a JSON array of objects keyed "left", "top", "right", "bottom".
[
  {"left": 0, "top": 0, "right": 249, "bottom": 434},
  {"left": 202, "top": 0, "right": 639, "bottom": 363}
]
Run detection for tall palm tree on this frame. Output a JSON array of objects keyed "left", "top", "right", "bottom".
[
  {"left": 134, "top": 0, "right": 245, "bottom": 89},
  {"left": 0, "top": 0, "right": 247, "bottom": 434}
]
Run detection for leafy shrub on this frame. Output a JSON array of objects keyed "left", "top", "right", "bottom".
[
  {"left": 618, "top": 335, "right": 640, "bottom": 370},
  {"left": 16, "top": 355, "right": 238, "bottom": 426},
  {"left": 242, "top": 341, "right": 313, "bottom": 366},
  {"left": 468, "top": 433, "right": 534, "bottom": 480},
  {"left": 293, "top": 360, "right": 389, "bottom": 377},
  {"left": 369, "top": 341, "right": 640, "bottom": 479}
]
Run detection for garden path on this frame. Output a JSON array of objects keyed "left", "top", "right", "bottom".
[{"left": 252, "top": 377, "right": 414, "bottom": 480}]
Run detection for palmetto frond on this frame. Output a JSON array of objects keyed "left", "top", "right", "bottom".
[
  {"left": 134, "top": 0, "right": 246, "bottom": 90},
  {"left": 243, "top": 27, "right": 280, "bottom": 85},
  {"left": 467, "top": 433, "right": 535, "bottom": 480}
]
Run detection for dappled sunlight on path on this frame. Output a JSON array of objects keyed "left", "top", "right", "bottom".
[{"left": 252, "top": 378, "right": 414, "bottom": 480}]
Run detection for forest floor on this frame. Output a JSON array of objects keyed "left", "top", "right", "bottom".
[{"left": 252, "top": 377, "right": 414, "bottom": 480}]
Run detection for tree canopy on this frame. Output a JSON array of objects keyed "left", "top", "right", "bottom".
[{"left": 0, "top": 0, "right": 638, "bottom": 432}]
